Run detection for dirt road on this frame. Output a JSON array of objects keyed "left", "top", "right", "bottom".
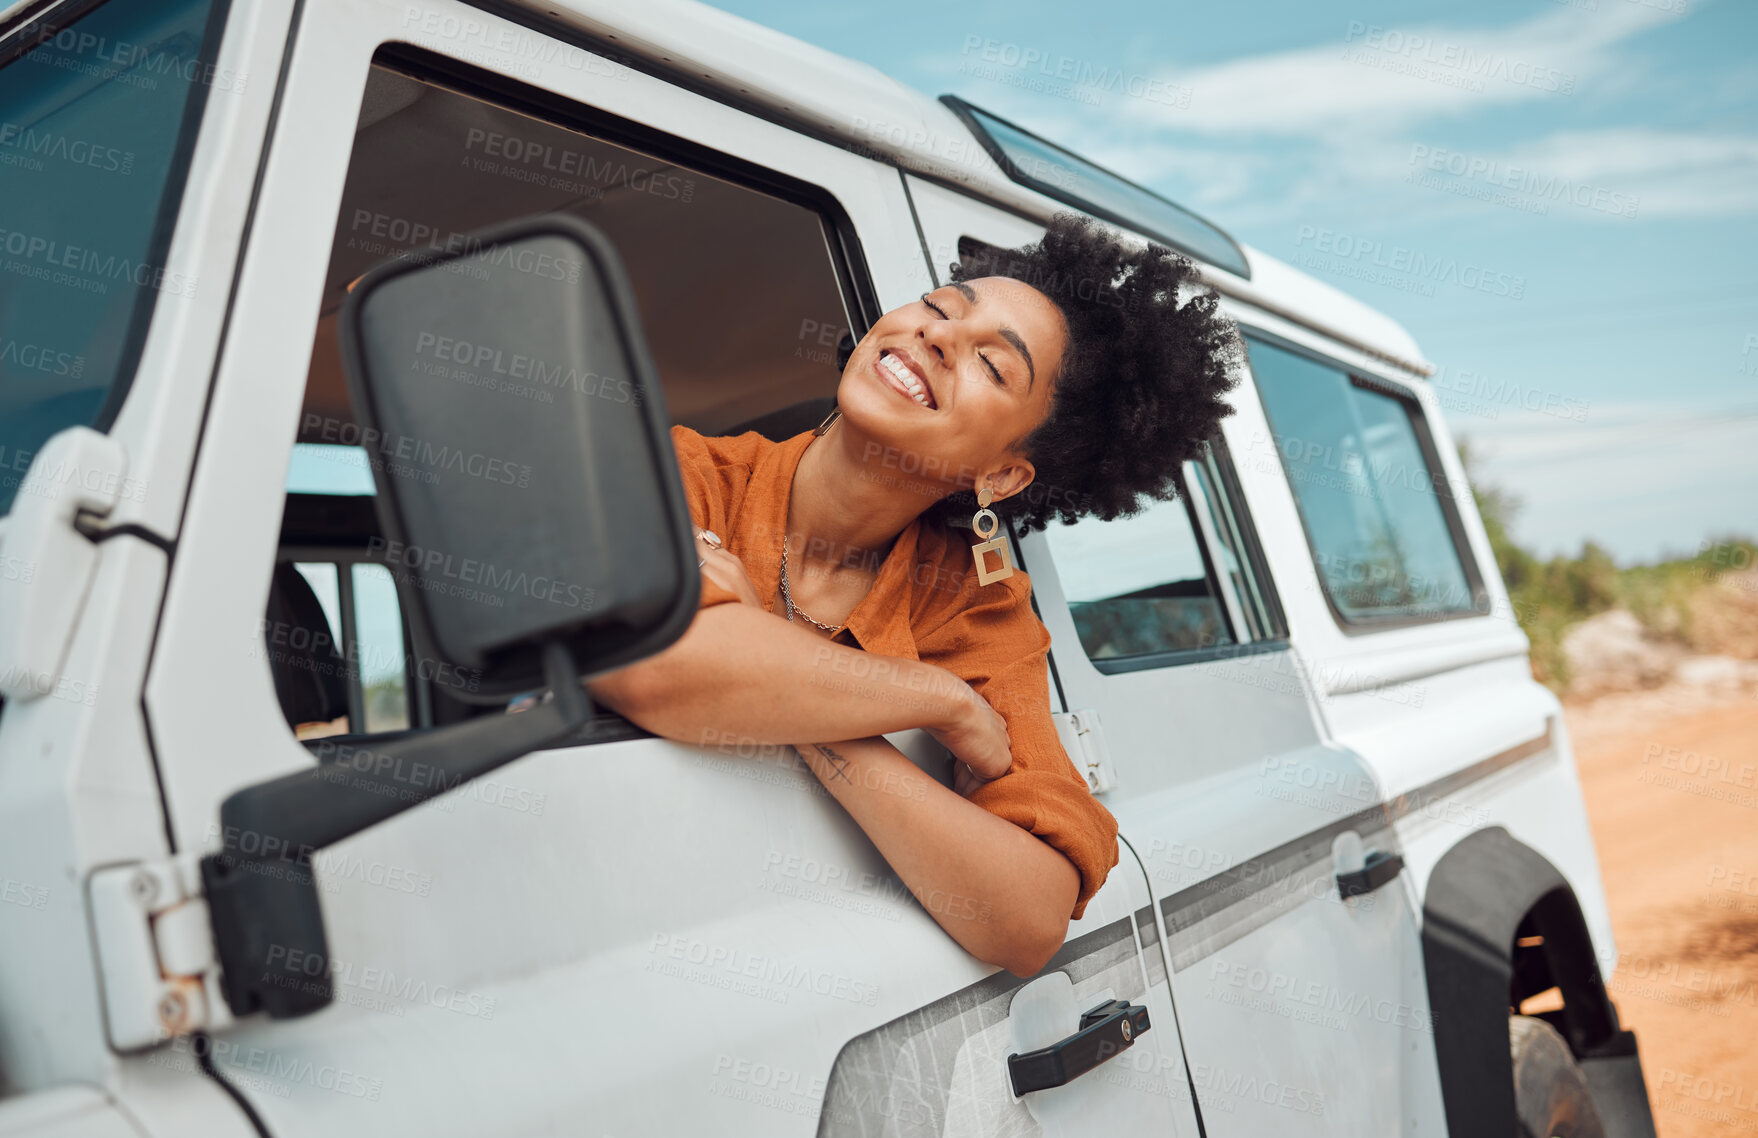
[{"left": 1565, "top": 690, "right": 1758, "bottom": 1137}]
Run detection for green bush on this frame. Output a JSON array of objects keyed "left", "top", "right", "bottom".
[{"left": 1456, "top": 440, "right": 1755, "bottom": 693}]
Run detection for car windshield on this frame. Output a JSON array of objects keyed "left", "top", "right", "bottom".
[{"left": 0, "top": 0, "right": 227, "bottom": 514}]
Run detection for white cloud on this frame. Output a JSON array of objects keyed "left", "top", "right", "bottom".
[
  {"left": 1123, "top": 4, "right": 1681, "bottom": 138},
  {"left": 1494, "top": 129, "right": 1758, "bottom": 218}
]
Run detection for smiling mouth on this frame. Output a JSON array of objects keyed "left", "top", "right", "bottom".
[{"left": 878, "top": 349, "right": 937, "bottom": 410}]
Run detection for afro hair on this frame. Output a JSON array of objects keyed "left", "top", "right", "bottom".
[{"left": 925, "top": 211, "right": 1244, "bottom": 534}]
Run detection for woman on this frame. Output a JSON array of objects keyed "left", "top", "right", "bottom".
[{"left": 588, "top": 212, "right": 1243, "bottom": 976}]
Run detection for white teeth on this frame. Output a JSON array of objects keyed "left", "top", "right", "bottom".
[{"left": 882, "top": 352, "right": 933, "bottom": 408}]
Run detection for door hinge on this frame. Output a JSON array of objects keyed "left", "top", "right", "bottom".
[
  {"left": 89, "top": 856, "right": 233, "bottom": 1051},
  {"left": 1053, "top": 708, "right": 1116, "bottom": 794}
]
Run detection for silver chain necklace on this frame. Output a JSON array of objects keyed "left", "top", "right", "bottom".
[{"left": 779, "top": 539, "right": 845, "bottom": 636}]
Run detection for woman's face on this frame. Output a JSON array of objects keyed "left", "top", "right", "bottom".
[{"left": 836, "top": 276, "right": 1068, "bottom": 503}]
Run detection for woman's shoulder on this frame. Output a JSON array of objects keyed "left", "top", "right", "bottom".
[{"left": 669, "top": 423, "right": 776, "bottom": 472}]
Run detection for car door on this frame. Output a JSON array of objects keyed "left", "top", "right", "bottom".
[
  {"left": 1235, "top": 324, "right": 1599, "bottom": 960},
  {"left": 904, "top": 175, "right": 1441, "bottom": 1136},
  {"left": 142, "top": 4, "right": 1197, "bottom": 1134}
]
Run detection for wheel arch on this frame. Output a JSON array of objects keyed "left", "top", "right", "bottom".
[{"left": 1421, "top": 825, "right": 1656, "bottom": 1137}]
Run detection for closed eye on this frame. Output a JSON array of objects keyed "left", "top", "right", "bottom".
[{"left": 920, "top": 293, "right": 1008, "bottom": 388}]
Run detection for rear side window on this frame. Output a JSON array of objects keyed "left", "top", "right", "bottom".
[
  {"left": 1246, "top": 335, "right": 1481, "bottom": 624},
  {"left": 0, "top": 0, "right": 231, "bottom": 514},
  {"left": 1044, "top": 443, "right": 1284, "bottom": 670},
  {"left": 1050, "top": 494, "right": 1227, "bottom": 660}
]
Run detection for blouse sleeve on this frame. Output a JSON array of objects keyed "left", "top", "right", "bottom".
[
  {"left": 668, "top": 424, "right": 748, "bottom": 611},
  {"left": 914, "top": 570, "right": 1120, "bottom": 920}
]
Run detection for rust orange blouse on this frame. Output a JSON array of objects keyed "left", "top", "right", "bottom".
[{"left": 669, "top": 423, "right": 1119, "bottom": 919}]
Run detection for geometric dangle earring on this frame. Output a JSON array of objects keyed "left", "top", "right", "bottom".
[{"left": 969, "top": 486, "right": 1016, "bottom": 585}]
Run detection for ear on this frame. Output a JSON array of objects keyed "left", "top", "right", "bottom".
[{"left": 982, "top": 456, "right": 1036, "bottom": 504}]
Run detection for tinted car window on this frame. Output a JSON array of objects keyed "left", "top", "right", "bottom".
[
  {"left": 0, "top": 0, "right": 230, "bottom": 513},
  {"left": 1247, "top": 336, "right": 1478, "bottom": 621}
]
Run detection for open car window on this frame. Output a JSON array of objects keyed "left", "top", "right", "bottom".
[{"left": 270, "top": 56, "right": 863, "bottom": 742}]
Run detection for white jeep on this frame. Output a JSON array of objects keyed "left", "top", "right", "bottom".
[{"left": 0, "top": 0, "right": 1655, "bottom": 1136}]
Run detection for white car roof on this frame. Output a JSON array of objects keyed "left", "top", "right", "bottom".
[{"left": 514, "top": 0, "right": 1434, "bottom": 375}]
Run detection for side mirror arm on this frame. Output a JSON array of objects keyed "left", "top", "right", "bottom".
[{"left": 201, "top": 640, "right": 590, "bottom": 1020}]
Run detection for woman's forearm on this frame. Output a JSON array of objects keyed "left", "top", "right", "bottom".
[
  {"left": 587, "top": 603, "right": 973, "bottom": 746},
  {"left": 793, "top": 735, "right": 1079, "bottom": 977}
]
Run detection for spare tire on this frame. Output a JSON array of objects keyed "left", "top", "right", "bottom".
[{"left": 1511, "top": 1014, "right": 1606, "bottom": 1138}]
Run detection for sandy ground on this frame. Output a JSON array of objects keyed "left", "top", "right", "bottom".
[{"left": 1564, "top": 686, "right": 1758, "bottom": 1137}]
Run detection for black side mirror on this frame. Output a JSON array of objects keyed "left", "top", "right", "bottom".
[
  {"left": 203, "top": 215, "right": 698, "bottom": 1020},
  {"left": 341, "top": 212, "right": 697, "bottom": 694}
]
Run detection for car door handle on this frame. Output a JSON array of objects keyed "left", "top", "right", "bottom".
[
  {"left": 1337, "top": 849, "right": 1404, "bottom": 898},
  {"left": 1007, "top": 999, "right": 1150, "bottom": 1096}
]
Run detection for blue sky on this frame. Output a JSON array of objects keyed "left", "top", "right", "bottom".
[{"left": 703, "top": 0, "right": 1757, "bottom": 564}]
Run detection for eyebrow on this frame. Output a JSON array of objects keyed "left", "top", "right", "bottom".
[{"left": 949, "top": 281, "right": 1035, "bottom": 392}]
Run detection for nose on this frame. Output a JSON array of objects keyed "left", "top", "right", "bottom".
[{"left": 916, "top": 317, "right": 956, "bottom": 372}]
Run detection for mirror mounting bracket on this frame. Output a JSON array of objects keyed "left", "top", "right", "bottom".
[{"left": 202, "top": 641, "right": 591, "bottom": 1019}]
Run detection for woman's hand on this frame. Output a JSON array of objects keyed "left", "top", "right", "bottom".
[
  {"left": 926, "top": 683, "right": 1014, "bottom": 788},
  {"left": 694, "top": 528, "right": 763, "bottom": 608},
  {"left": 952, "top": 759, "right": 998, "bottom": 799}
]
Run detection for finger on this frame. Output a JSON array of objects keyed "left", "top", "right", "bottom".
[
  {"left": 954, "top": 763, "right": 978, "bottom": 798},
  {"left": 960, "top": 758, "right": 998, "bottom": 787},
  {"left": 968, "top": 751, "right": 1012, "bottom": 782}
]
